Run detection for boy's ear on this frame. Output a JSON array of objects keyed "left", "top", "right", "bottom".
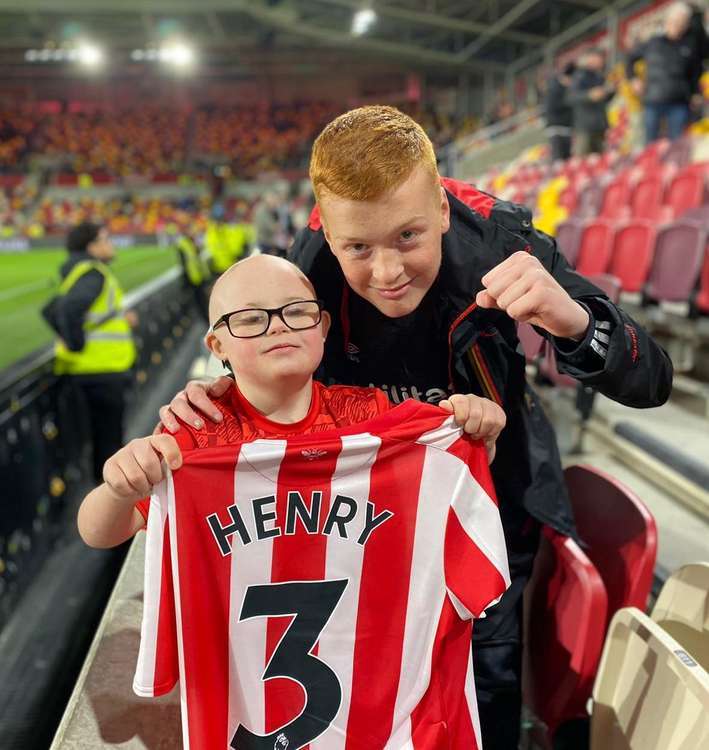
[
  {"left": 204, "top": 331, "right": 225, "bottom": 361},
  {"left": 321, "top": 309, "right": 332, "bottom": 340},
  {"left": 439, "top": 186, "right": 451, "bottom": 234}
]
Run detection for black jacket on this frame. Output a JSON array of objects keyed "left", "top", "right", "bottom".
[
  {"left": 567, "top": 68, "right": 613, "bottom": 132},
  {"left": 626, "top": 34, "right": 701, "bottom": 104},
  {"left": 544, "top": 75, "right": 573, "bottom": 128},
  {"left": 290, "top": 180, "right": 673, "bottom": 538}
]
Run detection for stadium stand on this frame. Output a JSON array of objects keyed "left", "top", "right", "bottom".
[{"left": 590, "top": 607, "right": 709, "bottom": 750}]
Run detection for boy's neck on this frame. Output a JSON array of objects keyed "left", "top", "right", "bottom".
[{"left": 236, "top": 375, "right": 314, "bottom": 424}]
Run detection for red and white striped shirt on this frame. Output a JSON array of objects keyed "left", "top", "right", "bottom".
[{"left": 134, "top": 398, "right": 510, "bottom": 750}]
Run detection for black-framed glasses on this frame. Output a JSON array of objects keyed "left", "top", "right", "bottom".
[{"left": 209, "top": 299, "right": 324, "bottom": 338}]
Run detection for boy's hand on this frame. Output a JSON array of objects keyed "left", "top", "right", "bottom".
[
  {"left": 103, "top": 434, "right": 183, "bottom": 504},
  {"left": 156, "top": 376, "right": 234, "bottom": 434},
  {"left": 439, "top": 394, "right": 506, "bottom": 464}
]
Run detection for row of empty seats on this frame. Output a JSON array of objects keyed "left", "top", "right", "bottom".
[
  {"left": 522, "top": 465, "right": 709, "bottom": 748},
  {"left": 555, "top": 216, "right": 709, "bottom": 314}
]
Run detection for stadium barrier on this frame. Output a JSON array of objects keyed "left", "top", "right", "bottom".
[{"left": 0, "top": 267, "right": 196, "bottom": 632}]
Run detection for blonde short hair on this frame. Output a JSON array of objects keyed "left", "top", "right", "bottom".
[{"left": 309, "top": 105, "right": 439, "bottom": 203}]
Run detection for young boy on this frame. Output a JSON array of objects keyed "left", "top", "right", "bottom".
[{"left": 78, "top": 253, "right": 506, "bottom": 548}]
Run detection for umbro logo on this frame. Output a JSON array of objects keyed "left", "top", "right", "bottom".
[
  {"left": 301, "top": 448, "right": 328, "bottom": 460},
  {"left": 274, "top": 733, "right": 289, "bottom": 749},
  {"left": 346, "top": 342, "right": 360, "bottom": 354}
]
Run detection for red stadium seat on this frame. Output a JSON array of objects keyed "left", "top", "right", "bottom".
[
  {"left": 558, "top": 184, "right": 579, "bottom": 213},
  {"left": 576, "top": 221, "right": 615, "bottom": 276},
  {"left": 630, "top": 174, "right": 665, "bottom": 220},
  {"left": 645, "top": 221, "right": 706, "bottom": 303},
  {"left": 694, "top": 244, "right": 709, "bottom": 315},
  {"left": 586, "top": 272, "right": 621, "bottom": 303},
  {"left": 662, "top": 136, "right": 692, "bottom": 168},
  {"left": 599, "top": 179, "right": 631, "bottom": 220},
  {"left": 610, "top": 222, "right": 657, "bottom": 292},
  {"left": 665, "top": 168, "right": 707, "bottom": 218},
  {"left": 577, "top": 181, "right": 604, "bottom": 218},
  {"left": 564, "top": 465, "right": 657, "bottom": 625},
  {"left": 523, "top": 527, "right": 608, "bottom": 742},
  {"left": 555, "top": 219, "right": 585, "bottom": 267}
]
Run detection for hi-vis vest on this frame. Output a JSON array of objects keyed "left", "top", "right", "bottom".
[
  {"left": 176, "top": 236, "right": 209, "bottom": 286},
  {"left": 205, "top": 222, "right": 249, "bottom": 273},
  {"left": 53, "top": 261, "right": 136, "bottom": 376}
]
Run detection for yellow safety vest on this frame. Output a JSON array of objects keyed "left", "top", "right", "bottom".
[
  {"left": 205, "top": 222, "right": 249, "bottom": 273},
  {"left": 53, "top": 260, "right": 136, "bottom": 376},
  {"left": 176, "top": 236, "right": 209, "bottom": 286}
]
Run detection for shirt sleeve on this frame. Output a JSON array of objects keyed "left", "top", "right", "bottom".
[
  {"left": 444, "top": 440, "right": 510, "bottom": 620},
  {"left": 133, "top": 477, "right": 180, "bottom": 697}
]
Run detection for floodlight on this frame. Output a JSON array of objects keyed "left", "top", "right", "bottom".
[
  {"left": 160, "top": 42, "right": 195, "bottom": 68},
  {"left": 352, "top": 8, "right": 377, "bottom": 36},
  {"left": 77, "top": 43, "right": 103, "bottom": 67}
]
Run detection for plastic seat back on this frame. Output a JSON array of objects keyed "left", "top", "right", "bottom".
[
  {"left": 591, "top": 607, "right": 709, "bottom": 750},
  {"left": 599, "top": 180, "right": 631, "bottom": 220},
  {"left": 517, "top": 322, "right": 544, "bottom": 363},
  {"left": 523, "top": 527, "right": 608, "bottom": 737},
  {"left": 651, "top": 562, "right": 709, "bottom": 672},
  {"left": 645, "top": 221, "right": 706, "bottom": 302},
  {"left": 665, "top": 169, "right": 707, "bottom": 218},
  {"left": 631, "top": 174, "right": 665, "bottom": 220},
  {"left": 610, "top": 222, "right": 657, "bottom": 292},
  {"left": 576, "top": 221, "right": 615, "bottom": 276},
  {"left": 564, "top": 465, "right": 657, "bottom": 625},
  {"left": 555, "top": 220, "right": 585, "bottom": 267}
]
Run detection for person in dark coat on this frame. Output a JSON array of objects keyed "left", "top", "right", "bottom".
[
  {"left": 567, "top": 48, "right": 615, "bottom": 155},
  {"left": 627, "top": 2, "right": 707, "bottom": 142},
  {"left": 545, "top": 62, "right": 576, "bottom": 162},
  {"left": 157, "top": 107, "right": 673, "bottom": 750}
]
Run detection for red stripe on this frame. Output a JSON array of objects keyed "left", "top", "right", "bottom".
[
  {"left": 153, "top": 519, "right": 180, "bottom": 694},
  {"left": 472, "top": 343, "right": 503, "bottom": 406},
  {"left": 411, "top": 598, "right": 478, "bottom": 749},
  {"left": 264, "top": 439, "right": 341, "bottom": 737},
  {"left": 447, "top": 301, "right": 478, "bottom": 388},
  {"left": 176, "top": 447, "right": 242, "bottom": 748},
  {"left": 445, "top": 510, "right": 507, "bottom": 619},
  {"left": 344, "top": 438, "right": 425, "bottom": 747}
]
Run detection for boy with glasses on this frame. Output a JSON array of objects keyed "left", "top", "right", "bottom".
[{"left": 78, "top": 253, "right": 505, "bottom": 548}]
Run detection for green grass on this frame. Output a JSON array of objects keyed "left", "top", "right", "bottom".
[{"left": 0, "top": 245, "right": 179, "bottom": 372}]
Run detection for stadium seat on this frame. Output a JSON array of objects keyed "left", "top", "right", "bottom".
[
  {"left": 517, "top": 322, "right": 544, "bottom": 363},
  {"left": 555, "top": 219, "right": 585, "bottom": 267},
  {"left": 609, "top": 221, "right": 657, "bottom": 292},
  {"left": 651, "top": 562, "right": 709, "bottom": 671},
  {"left": 576, "top": 220, "right": 615, "bottom": 276},
  {"left": 523, "top": 527, "right": 608, "bottom": 742},
  {"left": 564, "top": 465, "right": 657, "bottom": 626},
  {"left": 662, "top": 136, "right": 692, "bottom": 168},
  {"left": 558, "top": 183, "right": 579, "bottom": 213},
  {"left": 577, "top": 181, "right": 604, "bottom": 218},
  {"left": 695, "top": 245, "right": 709, "bottom": 315},
  {"left": 664, "top": 167, "right": 707, "bottom": 218},
  {"left": 591, "top": 607, "right": 709, "bottom": 750},
  {"left": 599, "top": 179, "right": 631, "bottom": 221},
  {"left": 630, "top": 173, "right": 666, "bottom": 220},
  {"left": 586, "top": 272, "right": 621, "bottom": 303},
  {"left": 645, "top": 221, "right": 707, "bottom": 303}
]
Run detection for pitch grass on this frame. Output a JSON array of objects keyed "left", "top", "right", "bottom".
[{"left": 0, "top": 245, "right": 179, "bottom": 373}]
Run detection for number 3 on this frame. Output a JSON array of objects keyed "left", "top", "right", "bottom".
[{"left": 231, "top": 579, "right": 348, "bottom": 750}]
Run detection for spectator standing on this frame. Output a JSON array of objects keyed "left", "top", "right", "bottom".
[
  {"left": 253, "top": 192, "right": 286, "bottom": 256},
  {"left": 175, "top": 229, "right": 211, "bottom": 323},
  {"left": 568, "top": 49, "right": 614, "bottom": 155},
  {"left": 627, "top": 2, "right": 706, "bottom": 142},
  {"left": 545, "top": 62, "right": 576, "bottom": 162},
  {"left": 205, "top": 204, "right": 247, "bottom": 274},
  {"left": 44, "top": 222, "right": 136, "bottom": 483}
]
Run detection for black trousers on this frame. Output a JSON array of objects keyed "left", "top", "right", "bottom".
[
  {"left": 549, "top": 133, "right": 572, "bottom": 163},
  {"left": 472, "top": 522, "right": 540, "bottom": 750},
  {"left": 75, "top": 377, "right": 129, "bottom": 484}
]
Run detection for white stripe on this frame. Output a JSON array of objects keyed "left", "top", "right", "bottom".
[
  {"left": 464, "top": 649, "right": 483, "bottom": 749},
  {"left": 133, "top": 481, "right": 170, "bottom": 696},
  {"left": 593, "top": 330, "right": 610, "bottom": 345},
  {"left": 166, "top": 469, "right": 191, "bottom": 750},
  {"left": 450, "top": 468, "right": 511, "bottom": 613},
  {"left": 415, "top": 414, "right": 460, "bottom": 451},
  {"left": 389, "top": 446, "right": 455, "bottom": 745},
  {"left": 596, "top": 320, "right": 612, "bottom": 331},
  {"left": 590, "top": 339, "right": 608, "bottom": 359},
  {"left": 228, "top": 440, "right": 287, "bottom": 741},
  {"left": 311, "top": 433, "right": 381, "bottom": 750}
]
